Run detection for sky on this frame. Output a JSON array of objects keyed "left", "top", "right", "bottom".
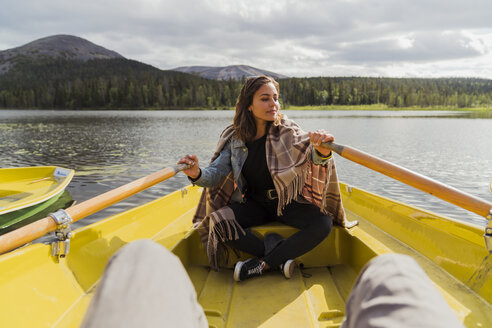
[{"left": 1, "top": 0, "right": 492, "bottom": 78}]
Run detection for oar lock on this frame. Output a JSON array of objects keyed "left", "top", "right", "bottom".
[
  {"left": 483, "top": 182, "right": 492, "bottom": 252},
  {"left": 49, "top": 209, "right": 73, "bottom": 258},
  {"left": 485, "top": 209, "right": 492, "bottom": 252}
]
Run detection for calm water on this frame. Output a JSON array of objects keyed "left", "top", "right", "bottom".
[{"left": 1, "top": 109, "right": 491, "bottom": 233}]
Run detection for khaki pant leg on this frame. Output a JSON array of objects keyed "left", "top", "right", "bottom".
[
  {"left": 341, "top": 253, "right": 463, "bottom": 328},
  {"left": 81, "top": 239, "right": 207, "bottom": 328}
]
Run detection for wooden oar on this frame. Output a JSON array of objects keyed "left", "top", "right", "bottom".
[
  {"left": 322, "top": 142, "right": 492, "bottom": 219},
  {"left": 0, "top": 164, "right": 189, "bottom": 255}
]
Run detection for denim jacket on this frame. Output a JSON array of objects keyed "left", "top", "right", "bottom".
[{"left": 190, "top": 135, "right": 331, "bottom": 203}]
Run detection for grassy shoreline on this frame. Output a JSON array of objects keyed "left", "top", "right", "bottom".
[
  {"left": 283, "top": 104, "right": 492, "bottom": 111},
  {"left": 2, "top": 105, "right": 492, "bottom": 111}
]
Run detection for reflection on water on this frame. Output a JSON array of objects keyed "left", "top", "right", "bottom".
[{"left": 1, "top": 109, "right": 491, "bottom": 233}]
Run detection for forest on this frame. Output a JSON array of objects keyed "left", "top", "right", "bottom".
[{"left": 1, "top": 57, "right": 492, "bottom": 109}]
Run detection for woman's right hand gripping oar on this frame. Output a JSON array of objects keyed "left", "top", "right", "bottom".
[{"left": 178, "top": 155, "right": 201, "bottom": 180}]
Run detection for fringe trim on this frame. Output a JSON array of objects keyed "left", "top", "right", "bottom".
[
  {"left": 204, "top": 208, "right": 245, "bottom": 271},
  {"left": 275, "top": 162, "right": 308, "bottom": 216},
  {"left": 320, "top": 167, "right": 332, "bottom": 216}
]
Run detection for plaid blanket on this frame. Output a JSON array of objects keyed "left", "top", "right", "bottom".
[{"left": 193, "top": 117, "right": 348, "bottom": 270}]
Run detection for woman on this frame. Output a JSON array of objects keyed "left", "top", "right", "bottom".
[{"left": 178, "top": 75, "right": 347, "bottom": 282}]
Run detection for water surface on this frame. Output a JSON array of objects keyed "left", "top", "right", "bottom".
[{"left": 1, "top": 110, "right": 491, "bottom": 232}]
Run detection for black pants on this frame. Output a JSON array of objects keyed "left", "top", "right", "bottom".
[{"left": 226, "top": 197, "right": 333, "bottom": 268}]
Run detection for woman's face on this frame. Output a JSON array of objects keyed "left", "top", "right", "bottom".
[{"left": 249, "top": 82, "right": 280, "bottom": 125}]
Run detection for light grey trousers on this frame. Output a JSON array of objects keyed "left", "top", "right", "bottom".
[
  {"left": 81, "top": 239, "right": 207, "bottom": 328},
  {"left": 82, "top": 241, "right": 462, "bottom": 328},
  {"left": 341, "top": 253, "right": 463, "bottom": 328}
]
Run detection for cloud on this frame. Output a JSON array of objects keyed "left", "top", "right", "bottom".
[
  {"left": 332, "top": 31, "right": 487, "bottom": 63},
  {"left": 1, "top": 0, "right": 492, "bottom": 77}
]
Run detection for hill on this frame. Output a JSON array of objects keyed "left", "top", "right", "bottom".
[
  {"left": 0, "top": 35, "right": 235, "bottom": 109},
  {"left": 0, "top": 35, "right": 124, "bottom": 75},
  {"left": 0, "top": 56, "right": 234, "bottom": 109},
  {"left": 172, "top": 65, "right": 288, "bottom": 80},
  {"left": 1, "top": 35, "right": 491, "bottom": 110}
]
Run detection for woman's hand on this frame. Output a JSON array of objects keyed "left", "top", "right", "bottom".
[
  {"left": 308, "top": 130, "right": 334, "bottom": 157},
  {"left": 178, "top": 155, "right": 201, "bottom": 179}
]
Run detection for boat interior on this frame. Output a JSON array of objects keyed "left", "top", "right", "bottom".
[
  {"left": 0, "top": 185, "right": 491, "bottom": 327},
  {"left": 173, "top": 213, "right": 491, "bottom": 327}
]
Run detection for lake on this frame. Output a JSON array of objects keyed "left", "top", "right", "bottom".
[{"left": 1, "top": 109, "right": 491, "bottom": 234}]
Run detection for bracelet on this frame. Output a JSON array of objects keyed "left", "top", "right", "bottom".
[
  {"left": 315, "top": 149, "right": 332, "bottom": 159},
  {"left": 189, "top": 169, "right": 202, "bottom": 182}
]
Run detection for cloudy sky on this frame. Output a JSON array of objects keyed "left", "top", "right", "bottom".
[{"left": 2, "top": 0, "right": 492, "bottom": 78}]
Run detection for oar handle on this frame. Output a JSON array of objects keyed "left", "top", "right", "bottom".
[
  {"left": 322, "top": 141, "right": 492, "bottom": 219},
  {"left": 0, "top": 164, "right": 189, "bottom": 255}
]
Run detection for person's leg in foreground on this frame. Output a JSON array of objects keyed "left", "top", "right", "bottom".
[
  {"left": 81, "top": 239, "right": 207, "bottom": 328},
  {"left": 341, "top": 253, "right": 463, "bottom": 328}
]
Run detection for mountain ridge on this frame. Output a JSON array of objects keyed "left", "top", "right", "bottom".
[
  {"left": 0, "top": 35, "right": 287, "bottom": 80},
  {"left": 0, "top": 35, "right": 124, "bottom": 74},
  {"left": 1, "top": 35, "right": 491, "bottom": 110},
  {"left": 172, "top": 64, "right": 288, "bottom": 80}
]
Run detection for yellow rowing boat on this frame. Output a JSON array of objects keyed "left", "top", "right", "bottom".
[
  {"left": 0, "top": 184, "right": 490, "bottom": 327},
  {"left": 0, "top": 144, "right": 490, "bottom": 327},
  {"left": 0, "top": 166, "right": 74, "bottom": 215},
  {"left": 0, "top": 166, "right": 74, "bottom": 234}
]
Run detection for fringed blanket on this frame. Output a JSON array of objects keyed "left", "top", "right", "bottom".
[{"left": 193, "top": 118, "right": 348, "bottom": 270}]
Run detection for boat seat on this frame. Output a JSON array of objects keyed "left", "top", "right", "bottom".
[
  {"left": 174, "top": 221, "right": 344, "bottom": 269},
  {"left": 201, "top": 222, "right": 344, "bottom": 268},
  {"left": 250, "top": 222, "right": 344, "bottom": 268},
  {"left": 250, "top": 221, "right": 300, "bottom": 236}
]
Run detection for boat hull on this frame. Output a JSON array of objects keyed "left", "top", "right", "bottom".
[
  {"left": 0, "top": 166, "right": 74, "bottom": 234},
  {"left": 0, "top": 191, "right": 73, "bottom": 235},
  {"left": 0, "top": 184, "right": 490, "bottom": 327},
  {"left": 0, "top": 166, "right": 74, "bottom": 215}
]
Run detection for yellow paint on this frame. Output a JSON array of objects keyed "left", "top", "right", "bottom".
[
  {"left": 0, "top": 184, "right": 490, "bottom": 327},
  {"left": 339, "top": 182, "right": 491, "bottom": 302},
  {"left": 0, "top": 166, "right": 74, "bottom": 215}
]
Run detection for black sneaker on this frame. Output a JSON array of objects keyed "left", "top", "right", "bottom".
[
  {"left": 234, "top": 258, "right": 266, "bottom": 282},
  {"left": 264, "top": 233, "right": 284, "bottom": 256}
]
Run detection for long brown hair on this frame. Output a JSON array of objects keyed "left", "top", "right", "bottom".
[{"left": 233, "top": 75, "right": 282, "bottom": 142}]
